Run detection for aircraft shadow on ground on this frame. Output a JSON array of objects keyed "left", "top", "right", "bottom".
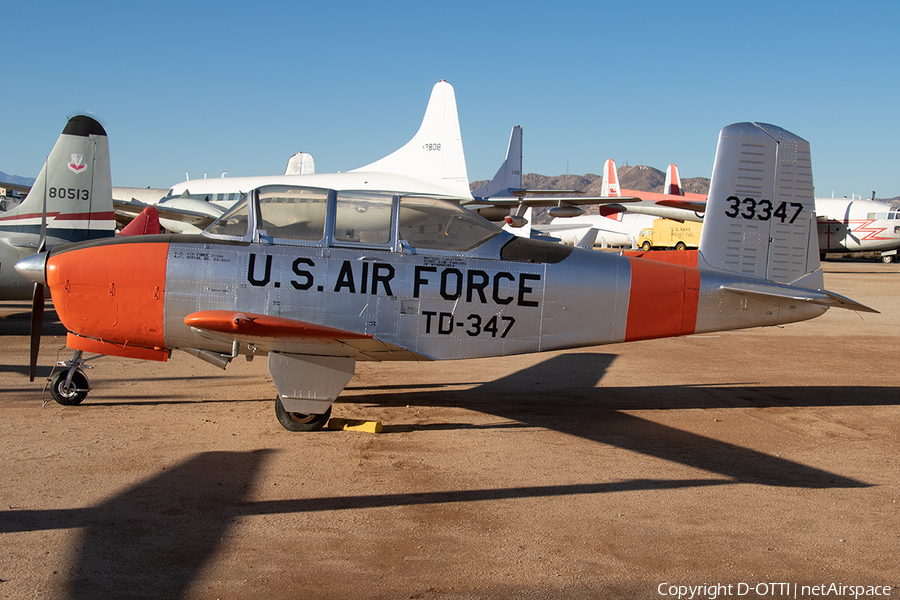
[
  {"left": 339, "top": 353, "right": 873, "bottom": 490},
  {"left": 0, "top": 308, "right": 66, "bottom": 337},
  {"left": 0, "top": 451, "right": 272, "bottom": 599},
  {"left": 0, "top": 364, "right": 56, "bottom": 378},
  {"left": 0, "top": 353, "right": 878, "bottom": 598}
]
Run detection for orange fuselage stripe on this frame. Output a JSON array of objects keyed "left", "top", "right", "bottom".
[{"left": 624, "top": 256, "right": 701, "bottom": 342}]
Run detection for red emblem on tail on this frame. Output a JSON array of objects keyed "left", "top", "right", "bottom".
[{"left": 68, "top": 154, "right": 86, "bottom": 173}]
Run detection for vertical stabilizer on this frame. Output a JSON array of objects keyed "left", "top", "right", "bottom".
[
  {"left": 350, "top": 80, "right": 470, "bottom": 198},
  {"left": 284, "top": 152, "right": 315, "bottom": 175},
  {"left": 663, "top": 164, "right": 683, "bottom": 196},
  {"left": 471, "top": 126, "right": 523, "bottom": 199},
  {"left": 698, "top": 122, "right": 821, "bottom": 286},
  {"left": 1, "top": 115, "right": 115, "bottom": 243},
  {"left": 600, "top": 159, "right": 620, "bottom": 197}
]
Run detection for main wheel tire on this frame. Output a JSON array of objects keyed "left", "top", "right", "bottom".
[
  {"left": 674, "top": 241, "right": 687, "bottom": 251},
  {"left": 50, "top": 370, "right": 89, "bottom": 406},
  {"left": 882, "top": 255, "right": 896, "bottom": 264},
  {"left": 641, "top": 241, "right": 652, "bottom": 251},
  {"left": 274, "top": 397, "right": 331, "bottom": 432}
]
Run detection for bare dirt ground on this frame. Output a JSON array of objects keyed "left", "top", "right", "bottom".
[{"left": 0, "top": 260, "right": 898, "bottom": 599}]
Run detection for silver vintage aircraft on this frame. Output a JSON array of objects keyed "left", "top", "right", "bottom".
[
  {"left": 0, "top": 114, "right": 115, "bottom": 300},
  {"left": 16, "top": 122, "right": 876, "bottom": 431}
]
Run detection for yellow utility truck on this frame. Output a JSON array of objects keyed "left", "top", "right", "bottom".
[{"left": 638, "top": 219, "right": 703, "bottom": 251}]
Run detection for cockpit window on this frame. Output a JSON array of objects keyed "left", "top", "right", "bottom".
[
  {"left": 258, "top": 186, "right": 327, "bottom": 241},
  {"left": 398, "top": 196, "right": 501, "bottom": 251},
  {"left": 205, "top": 195, "right": 250, "bottom": 238},
  {"left": 334, "top": 192, "right": 393, "bottom": 245}
]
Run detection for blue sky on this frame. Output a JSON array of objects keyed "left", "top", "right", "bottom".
[{"left": 3, "top": 0, "right": 898, "bottom": 198}]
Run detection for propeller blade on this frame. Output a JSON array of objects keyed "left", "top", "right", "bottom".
[
  {"left": 29, "top": 283, "right": 45, "bottom": 382},
  {"left": 28, "top": 157, "right": 49, "bottom": 381}
]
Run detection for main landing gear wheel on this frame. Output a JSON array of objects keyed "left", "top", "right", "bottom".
[
  {"left": 50, "top": 370, "right": 89, "bottom": 406},
  {"left": 882, "top": 255, "right": 896, "bottom": 264},
  {"left": 274, "top": 397, "right": 331, "bottom": 432}
]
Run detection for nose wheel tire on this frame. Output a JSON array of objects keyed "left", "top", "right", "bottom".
[
  {"left": 274, "top": 397, "right": 331, "bottom": 432},
  {"left": 50, "top": 370, "right": 89, "bottom": 406}
]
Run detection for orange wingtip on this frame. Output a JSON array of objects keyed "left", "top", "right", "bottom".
[{"left": 183, "top": 310, "right": 372, "bottom": 340}]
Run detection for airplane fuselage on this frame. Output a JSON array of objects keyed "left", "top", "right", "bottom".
[
  {"left": 815, "top": 198, "right": 900, "bottom": 253},
  {"left": 45, "top": 227, "right": 825, "bottom": 367}
]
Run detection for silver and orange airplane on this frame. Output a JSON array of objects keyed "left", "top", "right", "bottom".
[{"left": 16, "top": 122, "right": 876, "bottom": 431}]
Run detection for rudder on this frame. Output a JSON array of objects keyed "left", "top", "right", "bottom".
[{"left": 698, "top": 122, "right": 821, "bottom": 286}]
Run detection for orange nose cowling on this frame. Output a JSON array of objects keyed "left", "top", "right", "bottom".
[{"left": 47, "top": 242, "right": 169, "bottom": 359}]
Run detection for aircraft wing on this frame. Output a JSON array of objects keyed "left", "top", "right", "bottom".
[
  {"left": 184, "top": 310, "right": 427, "bottom": 361},
  {"left": 472, "top": 195, "right": 642, "bottom": 208},
  {"left": 114, "top": 199, "right": 218, "bottom": 230}
]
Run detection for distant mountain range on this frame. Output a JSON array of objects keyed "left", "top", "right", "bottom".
[{"left": 0, "top": 171, "right": 36, "bottom": 188}]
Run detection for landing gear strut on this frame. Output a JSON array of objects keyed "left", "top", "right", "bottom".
[{"left": 46, "top": 350, "right": 91, "bottom": 406}]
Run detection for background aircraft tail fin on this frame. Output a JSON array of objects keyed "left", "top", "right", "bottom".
[
  {"left": 4, "top": 115, "right": 115, "bottom": 243},
  {"left": 118, "top": 206, "right": 161, "bottom": 236},
  {"left": 600, "top": 159, "right": 620, "bottom": 197},
  {"left": 471, "top": 126, "right": 523, "bottom": 199},
  {"left": 283, "top": 152, "right": 315, "bottom": 175},
  {"left": 698, "top": 122, "right": 821, "bottom": 286},
  {"left": 663, "top": 164, "right": 683, "bottom": 196},
  {"left": 350, "top": 80, "right": 470, "bottom": 198}
]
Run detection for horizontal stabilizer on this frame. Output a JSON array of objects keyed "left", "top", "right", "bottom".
[{"left": 722, "top": 282, "right": 878, "bottom": 313}]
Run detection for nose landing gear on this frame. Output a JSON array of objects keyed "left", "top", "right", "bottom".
[{"left": 45, "top": 350, "right": 91, "bottom": 406}]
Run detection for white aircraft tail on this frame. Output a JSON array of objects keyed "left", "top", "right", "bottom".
[
  {"left": 471, "top": 125, "right": 523, "bottom": 199},
  {"left": 283, "top": 152, "right": 315, "bottom": 175},
  {"left": 698, "top": 122, "right": 821, "bottom": 286},
  {"left": 1, "top": 114, "right": 115, "bottom": 244},
  {"left": 663, "top": 164, "right": 683, "bottom": 196},
  {"left": 600, "top": 159, "right": 620, "bottom": 197},
  {"left": 351, "top": 80, "right": 470, "bottom": 198}
]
